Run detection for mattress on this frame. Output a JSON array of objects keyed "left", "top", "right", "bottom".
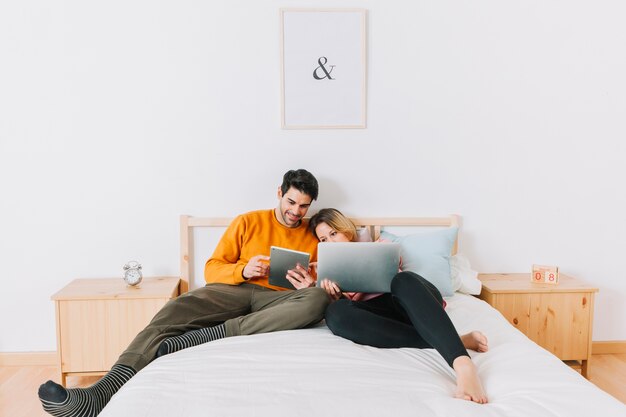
[{"left": 100, "top": 293, "right": 625, "bottom": 417}]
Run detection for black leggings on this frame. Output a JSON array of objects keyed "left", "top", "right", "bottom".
[{"left": 325, "top": 271, "right": 468, "bottom": 368}]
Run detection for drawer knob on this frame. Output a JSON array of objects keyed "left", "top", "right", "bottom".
[
  {"left": 582, "top": 297, "right": 587, "bottom": 306},
  {"left": 513, "top": 318, "right": 519, "bottom": 325}
]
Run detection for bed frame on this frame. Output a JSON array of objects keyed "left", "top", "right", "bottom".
[{"left": 179, "top": 214, "right": 460, "bottom": 293}]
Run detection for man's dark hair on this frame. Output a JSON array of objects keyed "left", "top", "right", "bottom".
[{"left": 280, "top": 169, "right": 319, "bottom": 201}]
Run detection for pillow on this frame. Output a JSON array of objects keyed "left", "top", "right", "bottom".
[
  {"left": 450, "top": 254, "right": 482, "bottom": 295},
  {"left": 380, "top": 227, "right": 458, "bottom": 297},
  {"left": 356, "top": 227, "right": 373, "bottom": 242}
]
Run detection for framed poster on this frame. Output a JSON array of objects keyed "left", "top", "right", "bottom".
[{"left": 280, "top": 8, "right": 367, "bottom": 129}]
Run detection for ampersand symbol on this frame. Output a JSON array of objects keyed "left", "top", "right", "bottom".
[{"left": 313, "top": 57, "right": 335, "bottom": 80}]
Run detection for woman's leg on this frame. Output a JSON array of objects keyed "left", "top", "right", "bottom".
[
  {"left": 390, "top": 273, "right": 487, "bottom": 353},
  {"left": 390, "top": 271, "right": 487, "bottom": 403},
  {"left": 389, "top": 271, "right": 467, "bottom": 367},
  {"left": 325, "top": 295, "right": 433, "bottom": 349}
]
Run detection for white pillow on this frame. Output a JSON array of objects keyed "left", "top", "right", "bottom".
[
  {"left": 356, "top": 227, "right": 373, "bottom": 242},
  {"left": 450, "top": 254, "right": 482, "bottom": 295}
]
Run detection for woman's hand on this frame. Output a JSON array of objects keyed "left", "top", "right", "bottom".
[
  {"left": 285, "top": 263, "right": 316, "bottom": 289},
  {"left": 320, "top": 279, "right": 342, "bottom": 301}
]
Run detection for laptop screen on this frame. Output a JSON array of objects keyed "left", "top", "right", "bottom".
[{"left": 316, "top": 242, "right": 400, "bottom": 293}]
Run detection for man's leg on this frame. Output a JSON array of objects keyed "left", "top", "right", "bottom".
[
  {"left": 118, "top": 284, "right": 254, "bottom": 368},
  {"left": 225, "top": 286, "right": 329, "bottom": 336},
  {"left": 158, "top": 286, "right": 329, "bottom": 356},
  {"left": 38, "top": 284, "right": 255, "bottom": 417},
  {"left": 156, "top": 323, "right": 226, "bottom": 358},
  {"left": 39, "top": 365, "right": 135, "bottom": 417}
]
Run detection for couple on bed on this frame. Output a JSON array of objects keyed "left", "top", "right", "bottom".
[{"left": 38, "top": 169, "right": 488, "bottom": 417}]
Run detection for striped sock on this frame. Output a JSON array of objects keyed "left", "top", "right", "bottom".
[
  {"left": 156, "top": 323, "right": 226, "bottom": 358},
  {"left": 38, "top": 364, "right": 135, "bottom": 417}
]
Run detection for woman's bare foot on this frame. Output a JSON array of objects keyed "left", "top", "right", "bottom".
[
  {"left": 461, "top": 331, "right": 488, "bottom": 352},
  {"left": 452, "top": 356, "right": 488, "bottom": 404}
]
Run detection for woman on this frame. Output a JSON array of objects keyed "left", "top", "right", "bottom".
[{"left": 297, "top": 208, "right": 488, "bottom": 403}]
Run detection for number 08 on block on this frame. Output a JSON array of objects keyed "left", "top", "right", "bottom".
[{"left": 532, "top": 264, "right": 559, "bottom": 284}]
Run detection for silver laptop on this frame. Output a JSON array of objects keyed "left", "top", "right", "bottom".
[{"left": 316, "top": 242, "right": 400, "bottom": 293}]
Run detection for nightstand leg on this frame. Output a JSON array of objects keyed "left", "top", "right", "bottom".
[{"left": 581, "top": 360, "right": 589, "bottom": 379}]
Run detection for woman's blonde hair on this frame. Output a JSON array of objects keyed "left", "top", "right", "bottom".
[{"left": 308, "top": 208, "right": 357, "bottom": 241}]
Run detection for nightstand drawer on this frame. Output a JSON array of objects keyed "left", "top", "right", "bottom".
[
  {"left": 57, "top": 298, "right": 170, "bottom": 373},
  {"left": 487, "top": 291, "right": 593, "bottom": 360}
]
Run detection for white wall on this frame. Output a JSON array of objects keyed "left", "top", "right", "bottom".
[{"left": 1, "top": 0, "right": 625, "bottom": 352}]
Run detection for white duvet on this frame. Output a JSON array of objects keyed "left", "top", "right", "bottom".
[{"left": 100, "top": 294, "right": 625, "bottom": 417}]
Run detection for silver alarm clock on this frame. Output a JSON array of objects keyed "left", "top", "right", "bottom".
[{"left": 123, "top": 261, "right": 143, "bottom": 286}]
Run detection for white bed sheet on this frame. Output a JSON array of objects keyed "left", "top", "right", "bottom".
[{"left": 100, "top": 294, "right": 625, "bottom": 417}]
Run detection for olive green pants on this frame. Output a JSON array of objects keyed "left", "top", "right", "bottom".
[{"left": 116, "top": 283, "right": 329, "bottom": 371}]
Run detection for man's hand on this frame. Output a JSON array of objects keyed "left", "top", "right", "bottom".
[
  {"left": 285, "top": 264, "right": 316, "bottom": 289},
  {"left": 242, "top": 255, "right": 270, "bottom": 279}
]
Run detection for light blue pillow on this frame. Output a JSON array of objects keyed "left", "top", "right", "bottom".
[{"left": 380, "top": 227, "right": 458, "bottom": 297}]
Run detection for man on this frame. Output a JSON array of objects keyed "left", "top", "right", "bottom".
[{"left": 38, "top": 169, "right": 329, "bottom": 417}]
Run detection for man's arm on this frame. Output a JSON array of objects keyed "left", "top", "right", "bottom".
[{"left": 204, "top": 215, "right": 248, "bottom": 285}]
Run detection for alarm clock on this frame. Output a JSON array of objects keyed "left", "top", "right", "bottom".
[{"left": 123, "top": 261, "right": 143, "bottom": 286}]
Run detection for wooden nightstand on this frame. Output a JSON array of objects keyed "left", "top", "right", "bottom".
[
  {"left": 478, "top": 273, "right": 598, "bottom": 378},
  {"left": 52, "top": 276, "right": 180, "bottom": 386}
]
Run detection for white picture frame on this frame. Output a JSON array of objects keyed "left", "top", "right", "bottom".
[{"left": 280, "top": 8, "right": 368, "bottom": 129}]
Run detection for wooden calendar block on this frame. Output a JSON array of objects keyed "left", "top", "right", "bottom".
[{"left": 532, "top": 264, "right": 559, "bottom": 284}]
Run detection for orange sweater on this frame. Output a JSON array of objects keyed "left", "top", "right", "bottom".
[{"left": 204, "top": 209, "right": 319, "bottom": 290}]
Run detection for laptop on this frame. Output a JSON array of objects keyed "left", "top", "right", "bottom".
[{"left": 316, "top": 242, "right": 401, "bottom": 293}]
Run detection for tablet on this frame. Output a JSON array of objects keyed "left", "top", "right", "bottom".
[
  {"left": 268, "top": 246, "right": 311, "bottom": 289},
  {"left": 316, "top": 242, "right": 401, "bottom": 293}
]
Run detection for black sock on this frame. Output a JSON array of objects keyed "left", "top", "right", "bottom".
[
  {"left": 156, "top": 323, "right": 226, "bottom": 358},
  {"left": 38, "top": 364, "right": 135, "bottom": 417}
]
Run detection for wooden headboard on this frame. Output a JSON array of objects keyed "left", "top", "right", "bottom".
[{"left": 179, "top": 214, "right": 460, "bottom": 293}]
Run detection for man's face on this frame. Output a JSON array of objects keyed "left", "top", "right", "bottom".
[{"left": 275, "top": 186, "right": 313, "bottom": 227}]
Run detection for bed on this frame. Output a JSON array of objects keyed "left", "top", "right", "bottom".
[{"left": 99, "top": 215, "right": 625, "bottom": 417}]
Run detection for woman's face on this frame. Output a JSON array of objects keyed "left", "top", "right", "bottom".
[{"left": 315, "top": 222, "right": 351, "bottom": 243}]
